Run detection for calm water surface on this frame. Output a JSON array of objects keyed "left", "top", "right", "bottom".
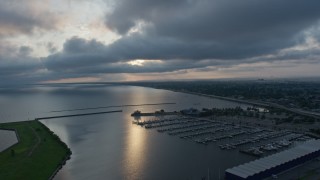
[
  {"left": 0, "top": 130, "right": 18, "bottom": 152},
  {"left": 0, "top": 84, "right": 255, "bottom": 179}
]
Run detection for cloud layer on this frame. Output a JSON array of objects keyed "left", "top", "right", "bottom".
[
  {"left": 1, "top": 0, "right": 320, "bottom": 84},
  {"left": 0, "top": 0, "right": 60, "bottom": 37},
  {"left": 105, "top": 0, "right": 320, "bottom": 58}
]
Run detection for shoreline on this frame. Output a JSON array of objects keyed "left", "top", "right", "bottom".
[
  {"left": 0, "top": 120, "right": 72, "bottom": 180},
  {"left": 38, "top": 121, "right": 72, "bottom": 180},
  {"left": 140, "top": 86, "right": 320, "bottom": 119}
]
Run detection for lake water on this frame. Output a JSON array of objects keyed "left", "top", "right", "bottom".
[
  {"left": 0, "top": 84, "right": 255, "bottom": 179},
  {"left": 0, "top": 130, "right": 18, "bottom": 152}
]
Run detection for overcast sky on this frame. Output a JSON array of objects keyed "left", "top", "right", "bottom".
[{"left": 1, "top": 0, "right": 320, "bottom": 84}]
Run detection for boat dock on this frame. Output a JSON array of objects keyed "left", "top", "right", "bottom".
[{"left": 132, "top": 113, "right": 314, "bottom": 156}]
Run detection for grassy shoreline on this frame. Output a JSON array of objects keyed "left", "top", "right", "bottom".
[{"left": 0, "top": 120, "right": 71, "bottom": 180}]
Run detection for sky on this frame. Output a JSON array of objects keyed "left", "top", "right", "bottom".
[{"left": 1, "top": 0, "right": 320, "bottom": 84}]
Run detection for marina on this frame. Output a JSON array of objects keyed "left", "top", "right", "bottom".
[{"left": 132, "top": 112, "right": 314, "bottom": 157}]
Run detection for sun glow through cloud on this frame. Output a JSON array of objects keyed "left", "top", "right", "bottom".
[
  {"left": 127, "top": 59, "right": 164, "bottom": 67},
  {"left": 127, "top": 59, "right": 146, "bottom": 66}
]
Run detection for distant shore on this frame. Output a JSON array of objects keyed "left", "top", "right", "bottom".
[{"left": 139, "top": 86, "right": 320, "bottom": 119}]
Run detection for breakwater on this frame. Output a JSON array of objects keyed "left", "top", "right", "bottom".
[
  {"left": 35, "top": 110, "right": 122, "bottom": 120},
  {"left": 49, "top": 103, "right": 176, "bottom": 113},
  {"left": 132, "top": 112, "right": 179, "bottom": 117}
]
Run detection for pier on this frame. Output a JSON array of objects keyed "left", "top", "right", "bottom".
[
  {"left": 131, "top": 110, "right": 179, "bottom": 117},
  {"left": 50, "top": 103, "right": 176, "bottom": 113},
  {"left": 35, "top": 110, "right": 122, "bottom": 120}
]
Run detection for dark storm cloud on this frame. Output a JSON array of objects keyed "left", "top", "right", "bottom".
[
  {"left": 107, "top": 0, "right": 320, "bottom": 39},
  {"left": 44, "top": 34, "right": 247, "bottom": 72},
  {"left": 0, "top": 45, "right": 42, "bottom": 76},
  {"left": 105, "top": 0, "right": 320, "bottom": 59},
  {"left": 44, "top": 36, "right": 219, "bottom": 73},
  {"left": 63, "top": 37, "right": 106, "bottom": 54},
  {"left": 44, "top": 31, "right": 320, "bottom": 77},
  {"left": 105, "top": 0, "right": 185, "bottom": 34},
  {"left": 0, "top": 54, "right": 45, "bottom": 85},
  {"left": 45, "top": 37, "right": 111, "bottom": 71}
]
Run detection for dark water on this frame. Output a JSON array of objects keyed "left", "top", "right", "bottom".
[
  {"left": 0, "top": 130, "right": 18, "bottom": 152},
  {"left": 0, "top": 84, "right": 255, "bottom": 179}
]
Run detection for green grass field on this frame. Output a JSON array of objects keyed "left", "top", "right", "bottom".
[{"left": 0, "top": 120, "right": 71, "bottom": 180}]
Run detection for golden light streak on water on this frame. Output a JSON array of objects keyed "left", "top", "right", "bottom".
[{"left": 123, "top": 121, "right": 148, "bottom": 179}]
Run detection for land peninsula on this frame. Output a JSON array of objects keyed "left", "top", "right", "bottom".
[{"left": 0, "top": 120, "right": 71, "bottom": 180}]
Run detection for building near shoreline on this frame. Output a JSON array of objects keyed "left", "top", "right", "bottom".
[{"left": 225, "top": 140, "right": 320, "bottom": 179}]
